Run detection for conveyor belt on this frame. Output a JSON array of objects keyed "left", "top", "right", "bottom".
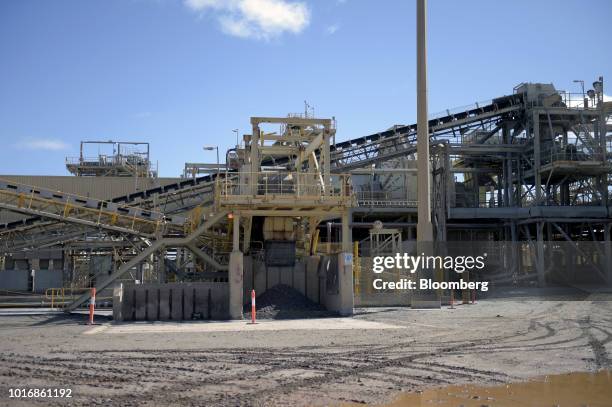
[
  {"left": 0, "top": 179, "right": 181, "bottom": 237},
  {"left": 0, "top": 93, "right": 525, "bottom": 239},
  {"left": 0, "top": 173, "right": 227, "bottom": 237}
]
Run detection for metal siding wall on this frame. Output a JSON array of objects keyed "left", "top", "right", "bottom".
[
  {"left": 0, "top": 175, "right": 181, "bottom": 200},
  {"left": 0, "top": 270, "right": 29, "bottom": 291},
  {"left": 33, "top": 270, "right": 63, "bottom": 293}
]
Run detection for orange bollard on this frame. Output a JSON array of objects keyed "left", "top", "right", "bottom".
[
  {"left": 88, "top": 287, "right": 96, "bottom": 325},
  {"left": 250, "top": 289, "right": 256, "bottom": 324},
  {"left": 471, "top": 288, "right": 476, "bottom": 304},
  {"left": 449, "top": 289, "right": 455, "bottom": 309}
]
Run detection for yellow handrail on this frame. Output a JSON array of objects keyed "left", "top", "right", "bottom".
[{"left": 44, "top": 287, "right": 101, "bottom": 308}]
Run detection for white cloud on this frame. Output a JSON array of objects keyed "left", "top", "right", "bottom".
[
  {"left": 326, "top": 24, "right": 339, "bottom": 35},
  {"left": 184, "top": 0, "right": 310, "bottom": 40},
  {"left": 15, "top": 138, "right": 70, "bottom": 151}
]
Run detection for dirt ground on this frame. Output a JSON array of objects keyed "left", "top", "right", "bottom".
[{"left": 1, "top": 292, "right": 611, "bottom": 406}]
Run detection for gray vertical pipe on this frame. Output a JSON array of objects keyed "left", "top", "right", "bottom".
[
  {"left": 416, "top": 0, "right": 433, "bottom": 242},
  {"left": 533, "top": 110, "right": 542, "bottom": 205}
]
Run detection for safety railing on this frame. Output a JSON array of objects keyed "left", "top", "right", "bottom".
[
  {"left": 65, "top": 155, "right": 150, "bottom": 166},
  {"left": 557, "top": 91, "right": 603, "bottom": 110},
  {"left": 219, "top": 172, "right": 354, "bottom": 199},
  {"left": 355, "top": 191, "right": 417, "bottom": 208},
  {"left": 453, "top": 193, "right": 500, "bottom": 208},
  {"left": 429, "top": 98, "right": 496, "bottom": 120},
  {"left": 541, "top": 148, "right": 606, "bottom": 164},
  {"left": 44, "top": 287, "right": 112, "bottom": 309}
]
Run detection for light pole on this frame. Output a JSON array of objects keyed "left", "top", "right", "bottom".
[
  {"left": 573, "top": 79, "right": 585, "bottom": 98},
  {"left": 573, "top": 79, "right": 586, "bottom": 107},
  {"left": 416, "top": 0, "right": 433, "bottom": 243},
  {"left": 203, "top": 145, "right": 219, "bottom": 177},
  {"left": 232, "top": 129, "right": 239, "bottom": 147}
]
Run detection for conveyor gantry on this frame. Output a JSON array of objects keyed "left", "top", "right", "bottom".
[{"left": 0, "top": 179, "right": 186, "bottom": 238}]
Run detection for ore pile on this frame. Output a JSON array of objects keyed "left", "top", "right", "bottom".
[{"left": 244, "top": 284, "right": 336, "bottom": 319}]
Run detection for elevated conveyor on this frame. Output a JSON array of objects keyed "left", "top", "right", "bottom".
[
  {"left": 1, "top": 94, "right": 524, "bottom": 239},
  {"left": 0, "top": 174, "right": 232, "bottom": 251},
  {"left": 0, "top": 179, "right": 183, "bottom": 237},
  {"left": 328, "top": 93, "right": 524, "bottom": 171}
]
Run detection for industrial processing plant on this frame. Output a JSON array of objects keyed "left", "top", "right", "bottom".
[
  {"left": 1, "top": 0, "right": 611, "bottom": 406},
  {"left": 1, "top": 81, "right": 610, "bottom": 316}
]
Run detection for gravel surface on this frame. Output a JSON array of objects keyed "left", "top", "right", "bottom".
[{"left": 0, "top": 293, "right": 611, "bottom": 406}]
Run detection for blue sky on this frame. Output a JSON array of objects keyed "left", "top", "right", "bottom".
[{"left": 1, "top": 0, "right": 610, "bottom": 177}]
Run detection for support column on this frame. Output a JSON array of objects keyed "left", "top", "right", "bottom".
[
  {"left": 416, "top": 0, "right": 433, "bottom": 242},
  {"left": 63, "top": 250, "right": 72, "bottom": 288},
  {"left": 337, "top": 211, "right": 354, "bottom": 316},
  {"left": 536, "top": 222, "right": 546, "bottom": 287},
  {"left": 249, "top": 122, "right": 260, "bottom": 196},
  {"left": 158, "top": 250, "right": 166, "bottom": 283},
  {"left": 413, "top": 0, "right": 439, "bottom": 309},
  {"left": 228, "top": 213, "right": 243, "bottom": 319},
  {"left": 242, "top": 216, "right": 252, "bottom": 253},
  {"left": 605, "top": 224, "right": 612, "bottom": 286},
  {"left": 511, "top": 221, "right": 519, "bottom": 276},
  {"left": 322, "top": 129, "right": 331, "bottom": 194},
  {"left": 503, "top": 125, "right": 512, "bottom": 206},
  {"left": 533, "top": 111, "right": 542, "bottom": 205}
]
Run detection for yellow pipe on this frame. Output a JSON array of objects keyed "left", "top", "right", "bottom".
[{"left": 312, "top": 229, "right": 320, "bottom": 255}]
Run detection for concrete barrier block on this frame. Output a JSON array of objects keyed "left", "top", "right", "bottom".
[
  {"left": 183, "top": 286, "right": 195, "bottom": 320},
  {"left": 194, "top": 286, "right": 209, "bottom": 320},
  {"left": 211, "top": 284, "right": 229, "bottom": 320},
  {"left": 294, "top": 261, "right": 306, "bottom": 296},
  {"left": 113, "top": 282, "right": 229, "bottom": 321},
  {"left": 134, "top": 288, "right": 147, "bottom": 320},
  {"left": 159, "top": 286, "right": 171, "bottom": 320},
  {"left": 170, "top": 287, "right": 184, "bottom": 320},
  {"left": 306, "top": 256, "right": 320, "bottom": 304},
  {"left": 146, "top": 288, "right": 159, "bottom": 321},
  {"left": 122, "top": 286, "right": 136, "bottom": 321},
  {"left": 112, "top": 283, "right": 123, "bottom": 322}
]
